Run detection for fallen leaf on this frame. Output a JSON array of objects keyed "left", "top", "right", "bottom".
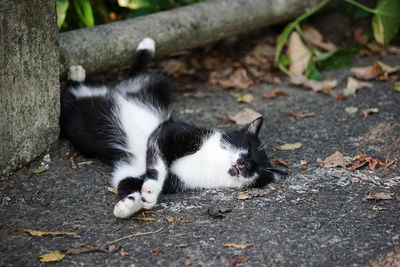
[
  {"left": 152, "top": 248, "right": 162, "bottom": 254},
  {"left": 202, "top": 58, "right": 221, "bottom": 70},
  {"left": 273, "top": 158, "right": 290, "bottom": 168},
  {"left": 132, "top": 217, "right": 155, "bottom": 221},
  {"left": 349, "top": 154, "right": 380, "bottom": 171},
  {"left": 160, "top": 59, "right": 194, "bottom": 77},
  {"left": 277, "top": 142, "right": 302, "bottom": 151},
  {"left": 300, "top": 160, "right": 309, "bottom": 165},
  {"left": 236, "top": 190, "right": 252, "bottom": 200},
  {"left": 353, "top": 27, "right": 368, "bottom": 44},
  {"left": 262, "top": 90, "right": 288, "bottom": 99},
  {"left": 228, "top": 108, "right": 262, "bottom": 125},
  {"left": 232, "top": 256, "right": 248, "bottom": 266},
  {"left": 366, "top": 192, "right": 393, "bottom": 200},
  {"left": 3, "top": 223, "right": 77, "bottom": 237},
  {"left": 372, "top": 205, "right": 387, "bottom": 210},
  {"left": 107, "top": 187, "right": 118, "bottom": 194},
  {"left": 272, "top": 185, "right": 283, "bottom": 190},
  {"left": 351, "top": 61, "right": 400, "bottom": 80},
  {"left": 362, "top": 108, "right": 379, "bottom": 117},
  {"left": 175, "top": 243, "right": 188, "bottom": 248},
  {"left": 383, "top": 159, "right": 396, "bottom": 168},
  {"left": 165, "top": 216, "right": 174, "bottom": 223},
  {"left": 208, "top": 206, "right": 232, "bottom": 219},
  {"left": 38, "top": 250, "right": 65, "bottom": 263},
  {"left": 290, "top": 75, "right": 337, "bottom": 92},
  {"left": 287, "top": 32, "right": 312, "bottom": 75},
  {"left": 346, "top": 76, "right": 372, "bottom": 90},
  {"left": 215, "top": 68, "right": 254, "bottom": 90},
  {"left": 303, "top": 25, "right": 337, "bottom": 51},
  {"left": 317, "top": 151, "right": 347, "bottom": 168},
  {"left": 32, "top": 167, "right": 46, "bottom": 174},
  {"left": 345, "top": 106, "right": 358, "bottom": 114},
  {"left": 223, "top": 243, "right": 253, "bottom": 249},
  {"left": 393, "top": 82, "right": 400, "bottom": 92},
  {"left": 301, "top": 165, "right": 308, "bottom": 170},
  {"left": 229, "top": 92, "right": 254, "bottom": 104},
  {"left": 120, "top": 251, "right": 129, "bottom": 256},
  {"left": 336, "top": 94, "right": 349, "bottom": 100},
  {"left": 287, "top": 111, "right": 315, "bottom": 119}
]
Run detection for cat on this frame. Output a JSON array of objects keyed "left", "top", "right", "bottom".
[{"left": 60, "top": 38, "right": 284, "bottom": 219}]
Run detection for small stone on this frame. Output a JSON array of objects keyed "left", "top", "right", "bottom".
[{"left": 331, "top": 171, "right": 342, "bottom": 178}]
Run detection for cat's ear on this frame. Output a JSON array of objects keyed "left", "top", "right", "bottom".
[{"left": 245, "top": 117, "right": 263, "bottom": 136}]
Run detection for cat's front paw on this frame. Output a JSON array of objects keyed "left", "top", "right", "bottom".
[
  {"left": 140, "top": 180, "right": 160, "bottom": 210},
  {"left": 113, "top": 192, "right": 142, "bottom": 218}
]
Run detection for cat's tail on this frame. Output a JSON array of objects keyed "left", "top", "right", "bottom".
[{"left": 126, "top": 37, "right": 156, "bottom": 77}]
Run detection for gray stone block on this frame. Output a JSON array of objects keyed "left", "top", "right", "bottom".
[{"left": 0, "top": 0, "right": 59, "bottom": 175}]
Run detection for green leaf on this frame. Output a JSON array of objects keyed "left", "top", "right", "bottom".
[
  {"left": 305, "top": 59, "right": 323, "bottom": 81},
  {"left": 279, "top": 55, "right": 291, "bottom": 68},
  {"left": 118, "top": 0, "right": 152, "bottom": 9},
  {"left": 72, "top": 0, "right": 95, "bottom": 27},
  {"left": 32, "top": 167, "right": 46, "bottom": 174},
  {"left": 56, "top": 0, "right": 69, "bottom": 29},
  {"left": 317, "top": 44, "right": 364, "bottom": 70},
  {"left": 372, "top": 0, "right": 400, "bottom": 44}
]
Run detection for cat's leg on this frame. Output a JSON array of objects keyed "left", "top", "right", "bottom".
[
  {"left": 140, "top": 156, "right": 168, "bottom": 210},
  {"left": 126, "top": 37, "right": 155, "bottom": 77},
  {"left": 112, "top": 162, "right": 145, "bottom": 218},
  {"left": 67, "top": 65, "right": 86, "bottom": 83}
]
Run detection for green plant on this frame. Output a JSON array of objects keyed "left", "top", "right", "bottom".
[{"left": 275, "top": 0, "right": 400, "bottom": 79}]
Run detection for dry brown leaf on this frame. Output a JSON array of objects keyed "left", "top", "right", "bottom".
[
  {"left": 300, "top": 160, "right": 309, "bottom": 165},
  {"left": 2, "top": 223, "right": 77, "bottom": 237},
  {"left": 351, "top": 61, "right": 400, "bottom": 80},
  {"left": 160, "top": 59, "right": 194, "bottom": 77},
  {"left": 152, "top": 248, "right": 162, "bottom": 254},
  {"left": 202, "top": 58, "right": 221, "bottom": 70},
  {"left": 229, "top": 92, "right": 254, "bottom": 104},
  {"left": 228, "top": 108, "right": 262, "bottom": 125},
  {"left": 272, "top": 185, "right": 283, "bottom": 190},
  {"left": 232, "top": 256, "right": 248, "bottom": 266},
  {"left": 303, "top": 25, "right": 337, "bottom": 51},
  {"left": 372, "top": 205, "right": 387, "bottom": 211},
  {"left": 223, "top": 243, "right": 253, "bottom": 249},
  {"left": 107, "top": 186, "right": 118, "bottom": 194},
  {"left": 346, "top": 77, "right": 372, "bottom": 90},
  {"left": 349, "top": 154, "right": 379, "bottom": 171},
  {"left": 354, "top": 27, "right": 368, "bottom": 44},
  {"left": 383, "top": 159, "right": 396, "bottom": 168},
  {"left": 236, "top": 190, "right": 252, "bottom": 200},
  {"left": 262, "top": 90, "right": 288, "bottom": 99},
  {"left": 215, "top": 68, "right": 254, "bottom": 90},
  {"left": 366, "top": 192, "right": 393, "bottom": 200},
  {"left": 287, "top": 111, "right": 315, "bottom": 119},
  {"left": 38, "top": 250, "right": 65, "bottom": 263},
  {"left": 175, "top": 243, "right": 188, "bottom": 248},
  {"left": 273, "top": 158, "right": 290, "bottom": 168},
  {"left": 335, "top": 94, "right": 349, "bottom": 100},
  {"left": 290, "top": 75, "right": 337, "bottom": 92},
  {"left": 277, "top": 142, "right": 302, "bottom": 151},
  {"left": 317, "top": 151, "right": 346, "bottom": 168},
  {"left": 362, "top": 108, "right": 379, "bottom": 118},
  {"left": 287, "top": 32, "right": 312, "bottom": 75},
  {"left": 165, "top": 216, "right": 174, "bottom": 223},
  {"left": 132, "top": 217, "right": 155, "bottom": 221}
]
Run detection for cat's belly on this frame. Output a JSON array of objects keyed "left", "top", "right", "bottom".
[{"left": 169, "top": 133, "right": 248, "bottom": 189}]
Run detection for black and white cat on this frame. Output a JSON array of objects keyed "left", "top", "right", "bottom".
[{"left": 60, "top": 38, "right": 284, "bottom": 218}]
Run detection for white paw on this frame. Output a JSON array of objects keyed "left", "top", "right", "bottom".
[
  {"left": 136, "top": 37, "right": 155, "bottom": 55},
  {"left": 113, "top": 192, "right": 143, "bottom": 218},
  {"left": 141, "top": 180, "right": 160, "bottom": 210},
  {"left": 68, "top": 65, "right": 86, "bottom": 82}
]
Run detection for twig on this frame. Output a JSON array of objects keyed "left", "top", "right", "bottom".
[{"left": 103, "top": 227, "right": 163, "bottom": 247}]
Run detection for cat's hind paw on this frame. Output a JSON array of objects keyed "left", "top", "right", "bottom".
[
  {"left": 68, "top": 65, "right": 86, "bottom": 82},
  {"left": 136, "top": 37, "right": 155, "bottom": 55},
  {"left": 113, "top": 192, "right": 142, "bottom": 218},
  {"left": 140, "top": 180, "right": 160, "bottom": 210}
]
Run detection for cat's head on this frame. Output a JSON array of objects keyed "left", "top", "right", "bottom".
[{"left": 222, "top": 117, "right": 286, "bottom": 187}]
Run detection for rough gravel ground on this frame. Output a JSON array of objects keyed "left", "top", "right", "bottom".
[{"left": 1, "top": 54, "right": 399, "bottom": 266}]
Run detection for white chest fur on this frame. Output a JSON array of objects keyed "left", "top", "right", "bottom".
[{"left": 170, "top": 132, "right": 248, "bottom": 189}]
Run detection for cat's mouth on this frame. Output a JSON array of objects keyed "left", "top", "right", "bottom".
[{"left": 228, "top": 164, "right": 242, "bottom": 177}]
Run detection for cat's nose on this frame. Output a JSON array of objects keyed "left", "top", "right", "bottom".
[{"left": 141, "top": 197, "right": 147, "bottom": 203}]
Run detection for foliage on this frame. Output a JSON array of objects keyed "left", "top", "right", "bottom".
[
  {"left": 275, "top": 0, "right": 400, "bottom": 78},
  {"left": 56, "top": 0, "right": 202, "bottom": 31}
]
